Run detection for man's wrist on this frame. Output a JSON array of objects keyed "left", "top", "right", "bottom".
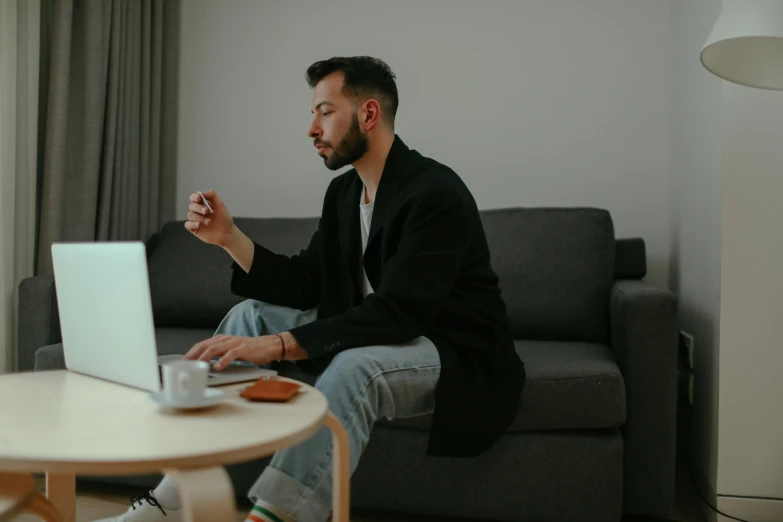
[
  {"left": 220, "top": 223, "right": 243, "bottom": 251},
  {"left": 281, "top": 331, "right": 308, "bottom": 361}
]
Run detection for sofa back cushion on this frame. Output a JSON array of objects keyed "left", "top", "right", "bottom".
[
  {"left": 481, "top": 208, "right": 615, "bottom": 343},
  {"left": 148, "top": 209, "right": 615, "bottom": 341}
]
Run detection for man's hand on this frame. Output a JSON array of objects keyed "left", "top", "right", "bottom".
[
  {"left": 184, "top": 190, "right": 235, "bottom": 247},
  {"left": 184, "top": 332, "right": 309, "bottom": 370},
  {"left": 184, "top": 334, "right": 282, "bottom": 370}
]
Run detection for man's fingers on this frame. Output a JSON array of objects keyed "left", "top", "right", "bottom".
[
  {"left": 185, "top": 336, "right": 232, "bottom": 360},
  {"left": 215, "top": 346, "right": 246, "bottom": 371},
  {"left": 184, "top": 335, "right": 239, "bottom": 366},
  {"left": 189, "top": 202, "right": 211, "bottom": 216},
  {"left": 187, "top": 213, "right": 211, "bottom": 228},
  {"left": 190, "top": 190, "right": 216, "bottom": 202},
  {"left": 199, "top": 338, "right": 237, "bottom": 363},
  {"left": 187, "top": 211, "right": 208, "bottom": 224},
  {"left": 184, "top": 338, "right": 213, "bottom": 360}
]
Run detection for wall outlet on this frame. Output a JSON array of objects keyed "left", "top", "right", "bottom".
[
  {"left": 678, "top": 365, "right": 695, "bottom": 406},
  {"left": 678, "top": 330, "right": 695, "bottom": 370},
  {"left": 688, "top": 373, "right": 694, "bottom": 405}
]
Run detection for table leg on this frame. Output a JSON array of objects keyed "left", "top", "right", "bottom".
[
  {"left": 22, "top": 492, "right": 64, "bottom": 522},
  {"left": 166, "top": 467, "right": 236, "bottom": 522},
  {"left": 46, "top": 472, "right": 75, "bottom": 522},
  {"left": 0, "top": 472, "right": 36, "bottom": 522},
  {"left": 324, "top": 412, "right": 350, "bottom": 522}
]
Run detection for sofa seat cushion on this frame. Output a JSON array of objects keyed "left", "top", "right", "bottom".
[
  {"left": 35, "top": 334, "right": 626, "bottom": 433},
  {"left": 34, "top": 328, "right": 216, "bottom": 371},
  {"left": 377, "top": 340, "right": 626, "bottom": 432}
]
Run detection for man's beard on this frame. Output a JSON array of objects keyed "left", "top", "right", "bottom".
[{"left": 322, "top": 113, "right": 368, "bottom": 171}]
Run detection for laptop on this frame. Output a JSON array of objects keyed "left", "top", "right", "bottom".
[{"left": 51, "top": 242, "right": 276, "bottom": 392}]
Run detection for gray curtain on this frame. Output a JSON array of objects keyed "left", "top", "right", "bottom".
[{"left": 35, "top": 0, "right": 180, "bottom": 275}]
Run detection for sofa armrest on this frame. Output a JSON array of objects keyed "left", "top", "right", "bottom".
[
  {"left": 610, "top": 279, "right": 678, "bottom": 517},
  {"left": 17, "top": 275, "right": 61, "bottom": 371}
]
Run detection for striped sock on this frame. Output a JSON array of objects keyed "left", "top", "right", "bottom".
[{"left": 245, "top": 501, "right": 293, "bottom": 522}]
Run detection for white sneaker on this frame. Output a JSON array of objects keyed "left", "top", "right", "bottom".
[{"left": 94, "top": 491, "right": 182, "bottom": 521}]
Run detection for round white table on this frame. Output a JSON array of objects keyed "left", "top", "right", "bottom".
[{"left": 0, "top": 370, "right": 350, "bottom": 522}]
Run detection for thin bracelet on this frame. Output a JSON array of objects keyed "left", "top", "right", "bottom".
[{"left": 275, "top": 333, "right": 286, "bottom": 362}]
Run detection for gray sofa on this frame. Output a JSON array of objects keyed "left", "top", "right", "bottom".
[{"left": 17, "top": 207, "right": 678, "bottom": 522}]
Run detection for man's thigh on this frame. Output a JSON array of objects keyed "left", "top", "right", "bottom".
[
  {"left": 215, "top": 299, "right": 317, "bottom": 338},
  {"left": 315, "top": 336, "right": 441, "bottom": 421}
]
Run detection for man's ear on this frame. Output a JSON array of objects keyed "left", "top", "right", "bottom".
[{"left": 361, "top": 99, "right": 382, "bottom": 131}]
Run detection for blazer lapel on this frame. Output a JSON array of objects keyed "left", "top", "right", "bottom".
[
  {"left": 338, "top": 173, "right": 363, "bottom": 291},
  {"left": 367, "top": 135, "right": 410, "bottom": 246}
]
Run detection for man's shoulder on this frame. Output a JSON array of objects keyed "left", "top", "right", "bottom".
[{"left": 405, "top": 152, "right": 469, "bottom": 197}]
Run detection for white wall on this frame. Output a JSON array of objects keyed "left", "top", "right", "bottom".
[
  {"left": 669, "top": 0, "right": 723, "bottom": 500},
  {"left": 177, "top": 0, "right": 674, "bottom": 287}
]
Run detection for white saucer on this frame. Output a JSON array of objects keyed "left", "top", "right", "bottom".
[{"left": 149, "top": 388, "right": 226, "bottom": 410}]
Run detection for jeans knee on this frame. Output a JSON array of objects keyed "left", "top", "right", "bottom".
[
  {"left": 315, "top": 350, "right": 382, "bottom": 403},
  {"left": 226, "top": 299, "right": 265, "bottom": 319},
  {"left": 217, "top": 299, "right": 269, "bottom": 337}
]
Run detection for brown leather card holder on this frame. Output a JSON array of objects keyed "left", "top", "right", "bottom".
[{"left": 240, "top": 378, "right": 302, "bottom": 402}]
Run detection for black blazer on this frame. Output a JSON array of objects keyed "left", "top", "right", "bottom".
[{"left": 231, "top": 136, "right": 525, "bottom": 457}]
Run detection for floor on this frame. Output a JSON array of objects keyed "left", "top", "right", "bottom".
[{"left": 13, "top": 464, "right": 706, "bottom": 522}]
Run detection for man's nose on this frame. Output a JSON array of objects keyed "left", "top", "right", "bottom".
[{"left": 308, "top": 122, "right": 321, "bottom": 139}]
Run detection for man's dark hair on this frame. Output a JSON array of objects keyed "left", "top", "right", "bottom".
[{"left": 306, "top": 56, "right": 399, "bottom": 126}]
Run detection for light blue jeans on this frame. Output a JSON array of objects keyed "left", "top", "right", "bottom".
[{"left": 214, "top": 300, "right": 442, "bottom": 522}]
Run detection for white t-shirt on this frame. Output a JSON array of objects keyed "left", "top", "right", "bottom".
[{"left": 359, "top": 189, "right": 375, "bottom": 297}]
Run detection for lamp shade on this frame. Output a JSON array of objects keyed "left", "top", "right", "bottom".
[{"left": 701, "top": 0, "right": 783, "bottom": 90}]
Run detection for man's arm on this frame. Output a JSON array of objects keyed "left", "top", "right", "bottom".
[
  {"left": 228, "top": 220, "right": 322, "bottom": 311},
  {"left": 184, "top": 189, "right": 321, "bottom": 312},
  {"left": 221, "top": 224, "right": 255, "bottom": 273},
  {"left": 223, "top": 223, "right": 316, "bottom": 355},
  {"left": 289, "top": 188, "right": 470, "bottom": 358}
]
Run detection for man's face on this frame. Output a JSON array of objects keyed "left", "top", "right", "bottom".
[{"left": 308, "top": 72, "right": 368, "bottom": 171}]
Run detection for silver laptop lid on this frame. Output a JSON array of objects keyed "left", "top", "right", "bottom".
[{"left": 51, "top": 242, "right": 161, "bottom": 392}]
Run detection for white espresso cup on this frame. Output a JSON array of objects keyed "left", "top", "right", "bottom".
[{"left": 161, "top": 360, "right": 209, "bottom": 403}]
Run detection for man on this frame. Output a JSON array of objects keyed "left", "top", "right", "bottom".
[{"left": 100, "top": 56, "right": 524, "bottom": 522}]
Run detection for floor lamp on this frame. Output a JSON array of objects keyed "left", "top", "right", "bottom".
[{"left": 701, "top": 0, "right": 783, "bottom": 90}]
